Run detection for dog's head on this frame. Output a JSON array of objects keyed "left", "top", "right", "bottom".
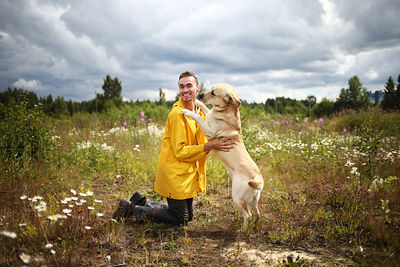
[{"left": 199, "top": 84, "right": 241, "bottom": 109}]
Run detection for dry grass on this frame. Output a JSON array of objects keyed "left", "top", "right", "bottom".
[{"left": 1, "top": 112, "right": 399, "bottom": 266}]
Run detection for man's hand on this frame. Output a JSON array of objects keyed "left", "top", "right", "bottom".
[{"left": 204, "top": 137, "right": 236, "bottom": 152}]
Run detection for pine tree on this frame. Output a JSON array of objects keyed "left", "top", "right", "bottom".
[
  {"left": 335, "top": 75, "right": 370, "bottom": 111},
  {"left": 381, "top": 76, "right": 396, "bottom": 110},
  {"left": 102, "top": 74, "right": 122, "bottom": 99},
  {"left": 396, "top": 74, "right": 400, "bottom": 110},
  {"left": 158, "top": 88, "right": 166, "bottom": 105}
]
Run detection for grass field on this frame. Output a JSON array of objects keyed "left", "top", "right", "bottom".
[{"left": 1, "top": 108, "right": 399, "bottom": 266}]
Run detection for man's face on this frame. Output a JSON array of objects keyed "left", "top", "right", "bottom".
[{"left": 179, "top": 76, "right": 200, "bottom": 103}]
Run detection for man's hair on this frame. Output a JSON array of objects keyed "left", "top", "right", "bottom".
[{"left": 179, "top": 71, "right": 198, "bottom": 86}]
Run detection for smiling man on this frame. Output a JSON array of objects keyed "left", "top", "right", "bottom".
[{"left": 113, "top": 71, "right": 235, "bottom": 225}]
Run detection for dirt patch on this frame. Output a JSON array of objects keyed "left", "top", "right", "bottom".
[{"left": 222, "top": 241, "right": 354, "bottom": 266}]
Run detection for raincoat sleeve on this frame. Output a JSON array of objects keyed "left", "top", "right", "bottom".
[{"left": 169, "top": 110, "right": 207, "bottom": 162}]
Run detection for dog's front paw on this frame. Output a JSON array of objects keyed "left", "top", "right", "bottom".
[
  {"left": 195, "top": 99, "right": 203, "bottom": 106},
  {"left": 181, "top": 109, "right": 193, "bottom": 117}
]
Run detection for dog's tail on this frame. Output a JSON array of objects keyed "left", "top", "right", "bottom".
[{"left": 248, "top": 174, "right": 264, "bottom": 190}]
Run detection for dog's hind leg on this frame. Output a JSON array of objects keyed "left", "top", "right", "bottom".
[
  {"left": 250, "top": 202, "right": 260, "bottom": 222},
  {"left": 233, "top": 198, "right": 251, "bottom": 230},
  {"left": 250, "top": 192, "right": 261, "bottom": 222},
  {"left": 241, "top": 201, "right": 252, "bottom": 230}
]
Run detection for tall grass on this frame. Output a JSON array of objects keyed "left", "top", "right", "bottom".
[
  {"left": 245, "top": 111, "right": 400, "bottom": 264},
  {"left": 330, "top": 107, "right": 400, "bottom": 136},
  {"left": 0, "top": 106, "right": 399, "bottom": 265},
  {"left": 0, "top": 97, "right": 57, "bottom": 179}
]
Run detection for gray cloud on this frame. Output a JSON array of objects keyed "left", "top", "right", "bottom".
[{"left": 1, "top": 0, "right": 399, "bottom": 103}]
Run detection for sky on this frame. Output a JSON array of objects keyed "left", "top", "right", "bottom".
[{"left": 1, "top": 0, "right": 400, "bottom": 103}]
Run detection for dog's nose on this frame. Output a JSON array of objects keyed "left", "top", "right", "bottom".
[{"left": 199, "top": 93, "right": 204, "bottom": 99}]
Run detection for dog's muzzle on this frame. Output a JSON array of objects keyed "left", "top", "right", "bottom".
[{"left": 199, "top": 93, "right": 204, "bottom": 99}]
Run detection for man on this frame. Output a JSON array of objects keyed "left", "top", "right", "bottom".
[{"left": 113, "top": 71, "right": 235, "bottom": 225}]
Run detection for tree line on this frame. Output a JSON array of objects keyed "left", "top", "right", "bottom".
[
  {"left": 1, "top": 74, "right": 400, "bottom": 120},
  {"left": 310, "top": 74, "right": 400, "bottom": 117}
]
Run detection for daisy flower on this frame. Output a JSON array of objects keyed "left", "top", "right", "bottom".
[
  {"left": 47, "top": 215, "right": 58, "bottom": 221},
  {"left": 1, "top": 231, "right": 17, "bottom": 239},
  {"left": 20, "top": 253, "right": 31, "bottom": 264}
]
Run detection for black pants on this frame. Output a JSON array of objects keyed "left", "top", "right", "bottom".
[{"left": 135, "top": 198, "right": 194, "bottom": 225}]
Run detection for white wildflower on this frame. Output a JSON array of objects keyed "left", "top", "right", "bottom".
[
  {"left": 101, "top": 143, "right": 114, "bottom": 151},
  {"left": 56, "top": 214, "right": 67, "bottom": 219},
  {"left": 345, "top": 160, "right": 355, "bottom": 167},
  {"left": 105, "top": 255, "right": 111, "bottom": 262},
  {"left": 62, "top": 209, "right": 72, "bottom": 214},
  {"left": 1, "top": 231, "right": 17, "bottom": 239},
  {"left": 30, "top": 196, "right": 43, "bottom": 202},
  {"left": 34, "top": 201, "right": 47, "bottom": 212},
  {"left": 20, "top": 252, "right": 31, "bottom": 264},
  {"left": 350, "top": 167, "right": 360, "bottom": 176},
  {"left": 47, "top": 215, "right": 58, "bottom": 221}
]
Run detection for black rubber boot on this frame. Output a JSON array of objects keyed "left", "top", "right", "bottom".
[
  {"left": 129, "top": 191, "right": 147, "bottom": 206},
  {"left": 113, "top": 198, "right": 133, "bottom": 220},
  {"left": 129, "top": 191, "right": 168, "bottom": 209}
]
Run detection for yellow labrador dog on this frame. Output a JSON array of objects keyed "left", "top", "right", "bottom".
[{"left": 181, "top": 84, "right": 264, "bottom": 229}]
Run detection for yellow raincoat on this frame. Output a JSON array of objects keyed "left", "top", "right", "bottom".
[{"left": 155, "top": 98, "right": 208, "bottom": 200}]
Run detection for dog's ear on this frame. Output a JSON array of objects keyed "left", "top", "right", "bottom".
[
  {"left": 223, "top": 94, "right": 232, "bottom": 105},
  {"left": 224, "top": 93, "right": 241, "bottom": 107},
  {"left": 234, "top": 95, "right": 241, "bottom": 108}
]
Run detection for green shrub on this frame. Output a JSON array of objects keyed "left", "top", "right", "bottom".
[
  {"left": 0, "top": 95, "right": 57, "bottom": 175},
  {"left": 332, "top": 108, "right": 400, "bottom": 136}
]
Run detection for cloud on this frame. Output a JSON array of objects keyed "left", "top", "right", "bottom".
[
  {"left": 366, "top": 70, "right": 378, "bottom": 80},
  {"left": 12, "top": 78, "right": 42, "bottom": 90},
  {"left": 1, "top": 0, "right": 399, "bottom": 103}
]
